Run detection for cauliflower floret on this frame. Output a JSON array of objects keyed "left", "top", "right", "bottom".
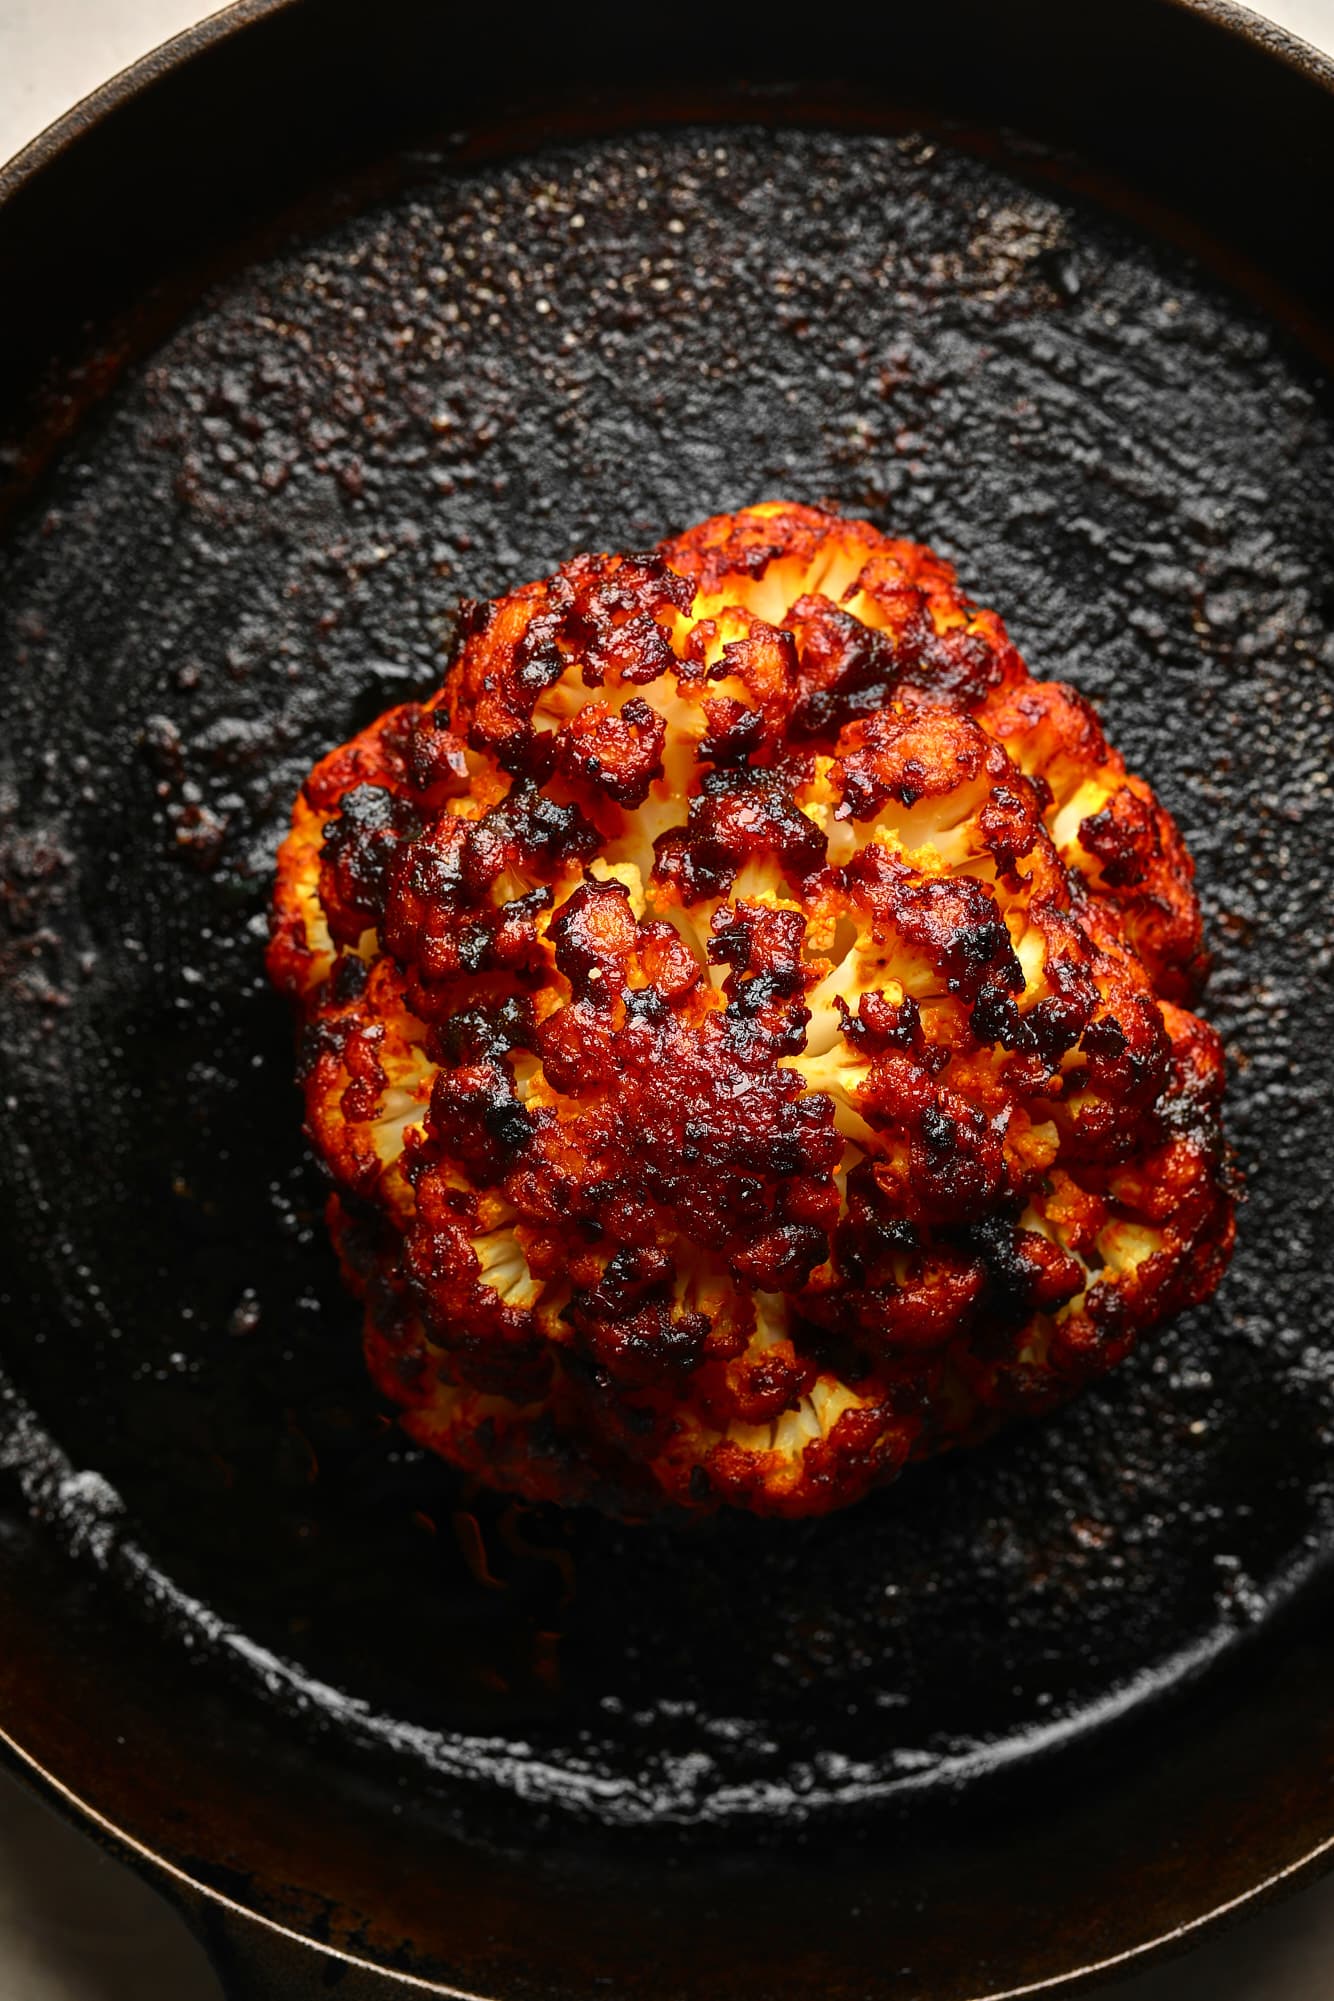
[{"left": 269, "top": 502, "right": 1235, "bottom": 1518}]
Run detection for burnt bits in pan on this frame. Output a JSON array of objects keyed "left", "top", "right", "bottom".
[{"left": 0, "top": 125, "right": 1331, "bottom": 1833}]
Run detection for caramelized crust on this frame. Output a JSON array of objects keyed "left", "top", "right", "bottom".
[{"left": 269, "top": 502, "right": 1235, "bottom": 1517}]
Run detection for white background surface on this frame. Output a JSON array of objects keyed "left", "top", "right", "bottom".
[{"left": 1, "top": 4, "right": 1333, "bottom": 1997}]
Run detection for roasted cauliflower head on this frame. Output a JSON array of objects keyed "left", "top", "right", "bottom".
[{"left": 269, "top": 502, "right": 1235, "bottom": 1518}]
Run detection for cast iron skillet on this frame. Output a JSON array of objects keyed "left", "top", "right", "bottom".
[{"left": 1, "top": 2, "right": 1332, "bottom": 1995}]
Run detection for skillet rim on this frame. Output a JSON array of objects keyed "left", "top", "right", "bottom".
[
  {"left": 1, "top": 1, "right": 1332, "bottom": 1995},
  {"left": 3, "top": 0, "right": 1334, "bottom": 204},
  {"left": 4, "top": 1720, "right": 1334, "bottom": 2001}
]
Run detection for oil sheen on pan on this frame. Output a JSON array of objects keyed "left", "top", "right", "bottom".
[{"left": 0, "top": 125, "right": 1331, "bottom": 1833}]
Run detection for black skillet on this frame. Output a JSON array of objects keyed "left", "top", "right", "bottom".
[{"left": 1, "top": 2, "right": 1333, "bottom": 1995}]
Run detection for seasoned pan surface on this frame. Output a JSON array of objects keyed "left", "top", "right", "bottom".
[
  {"left": 2, "top": 119, "right": 1331, "bottom": 1837},
  {"left": 1, "top": 52, "right": 1333, "bottom": 1992}
]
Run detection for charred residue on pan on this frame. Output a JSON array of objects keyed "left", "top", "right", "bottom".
[{"left": 0, "top": 125, "right": 1332, "bottom": 1837}]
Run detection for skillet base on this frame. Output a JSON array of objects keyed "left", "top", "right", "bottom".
[{"left": 1, "top": 120, "right": 1332, "bottom": 1845}]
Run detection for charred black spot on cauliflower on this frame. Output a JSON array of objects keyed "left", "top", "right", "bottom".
[{"left": 269, "top": 502, "right": 1235, "bottom": 1518}]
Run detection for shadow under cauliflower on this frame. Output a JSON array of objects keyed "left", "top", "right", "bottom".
[{"left": 268, "top": 502, "right": 1236, "bottom": 1518}]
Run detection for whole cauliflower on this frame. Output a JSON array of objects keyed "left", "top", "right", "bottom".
[{"left": 269, "top": 503, "right": 1235, "bottom": 1517}]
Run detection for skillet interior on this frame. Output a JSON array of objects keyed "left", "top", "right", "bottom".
[{"left": 1, "top": 6, "right": 1333, "bottom": 1996}]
